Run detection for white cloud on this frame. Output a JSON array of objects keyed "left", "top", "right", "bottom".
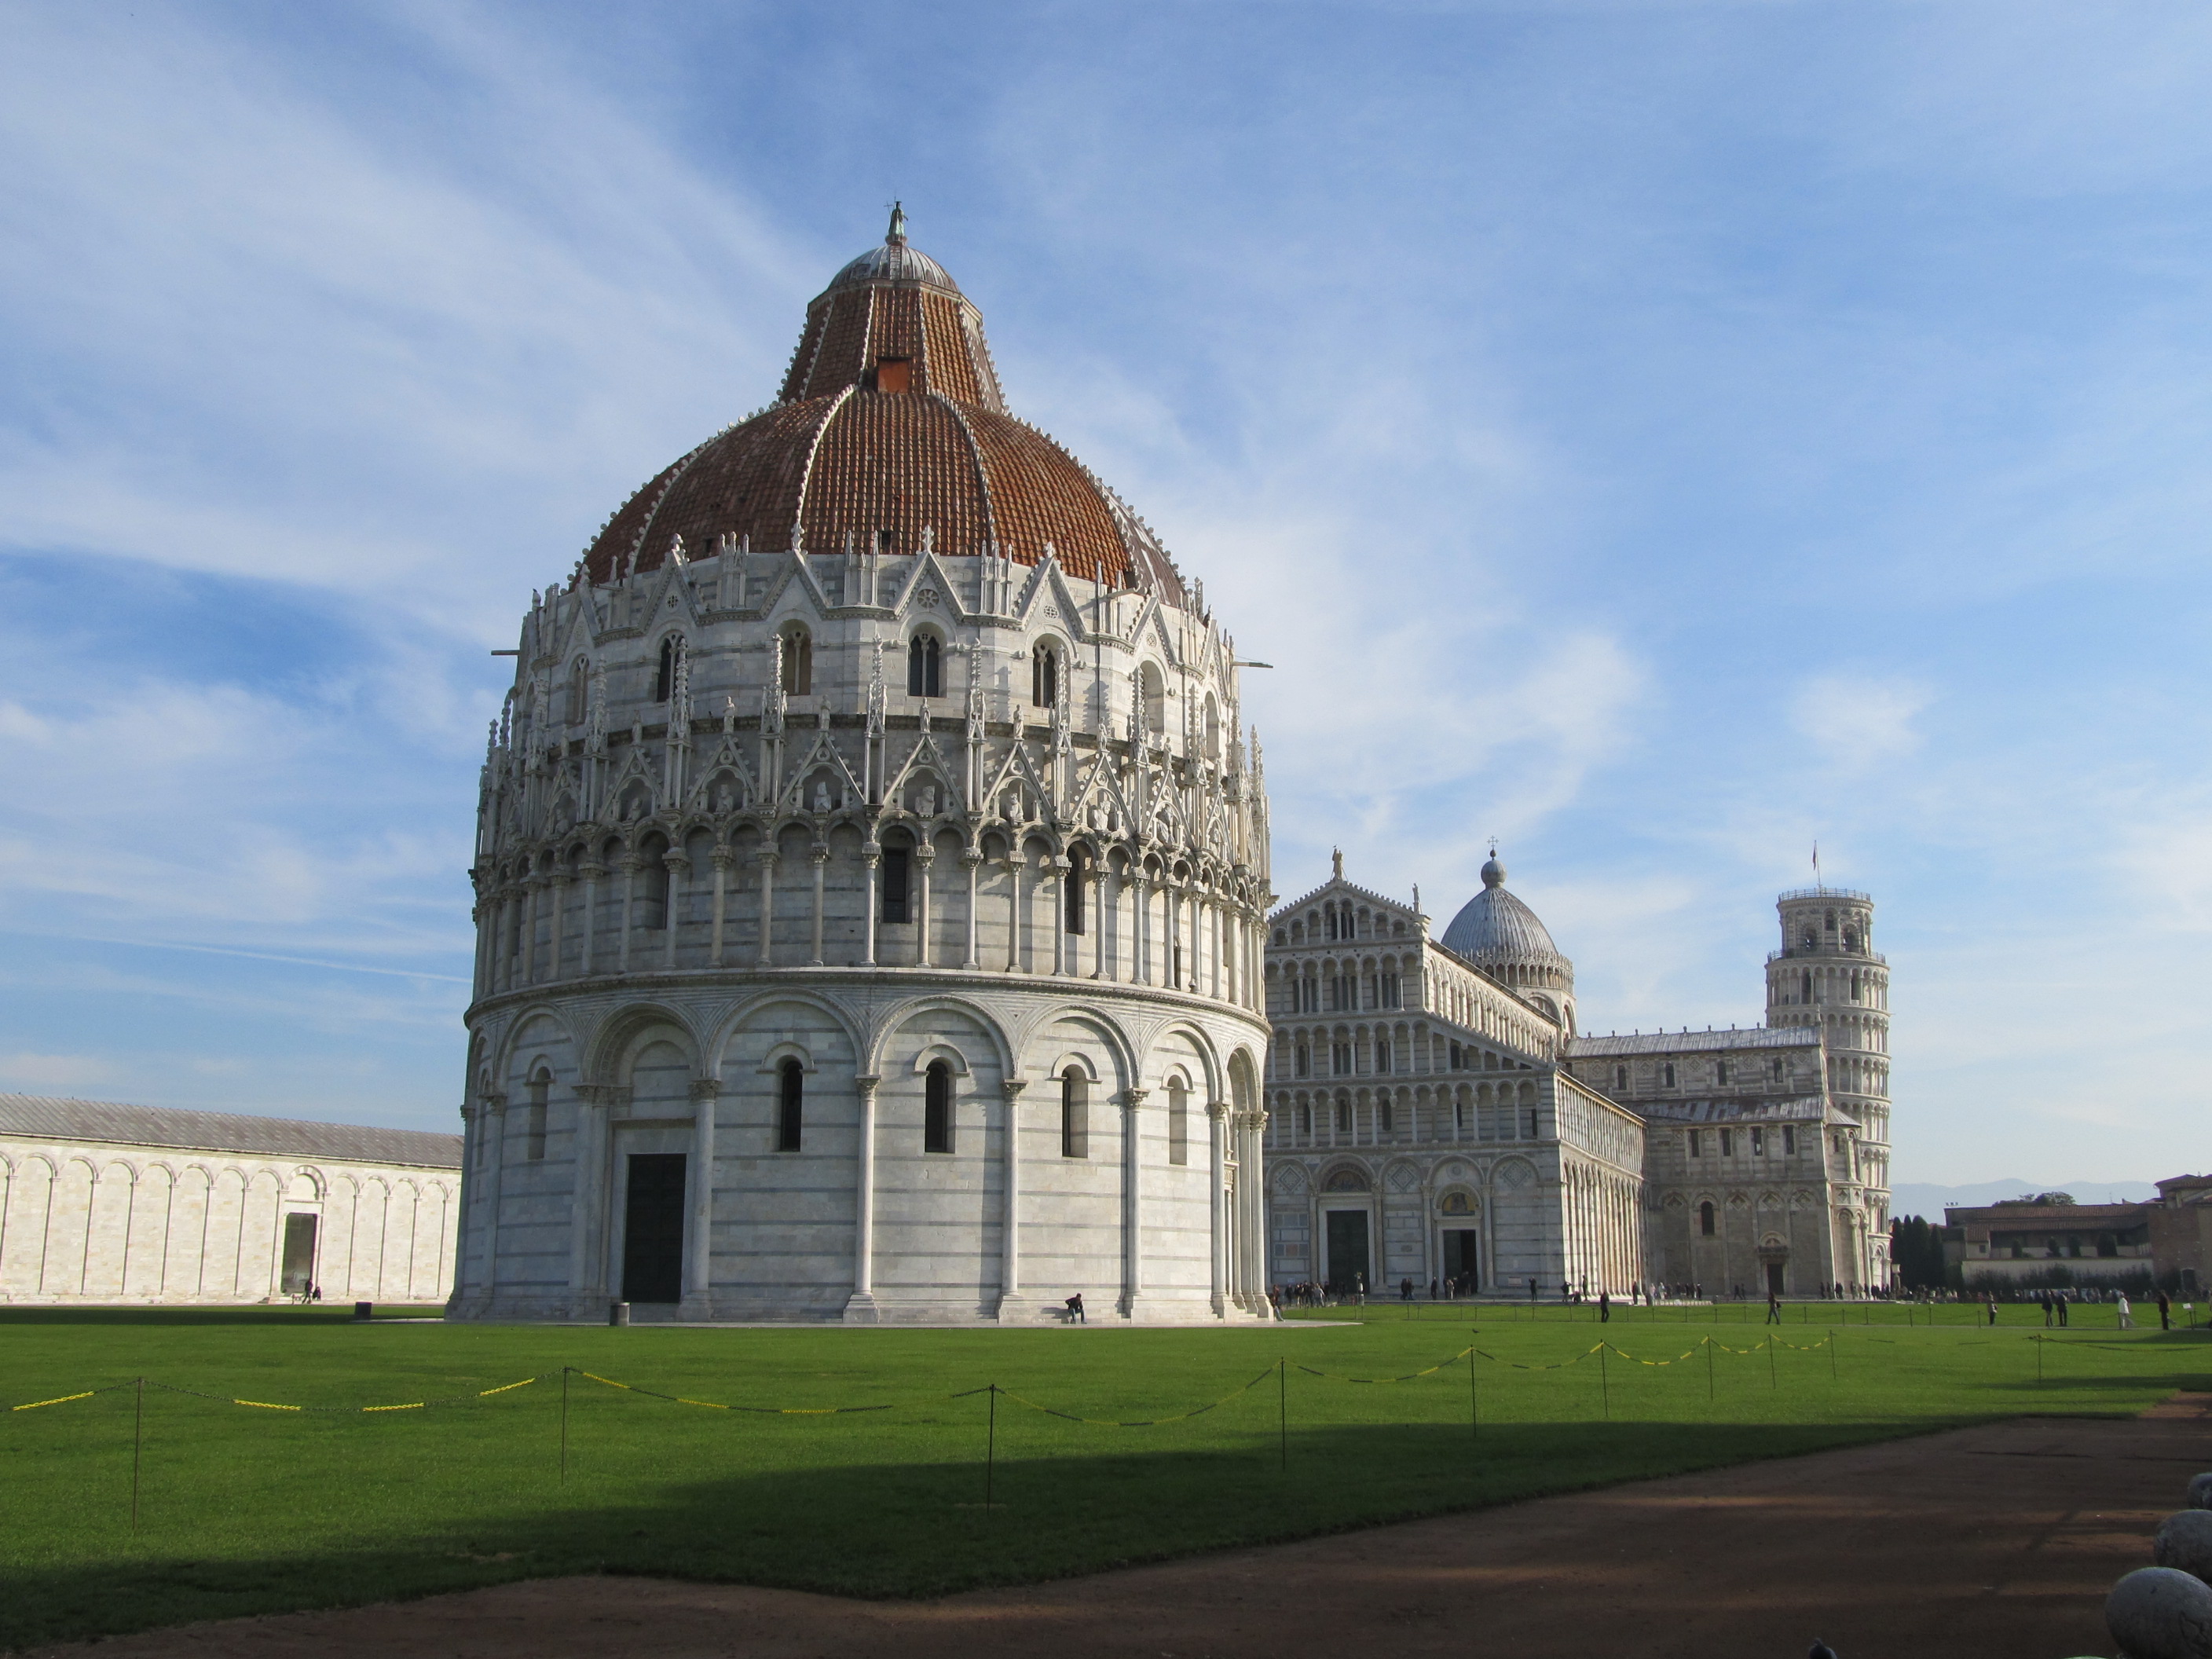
[
  {"left": 1790, "top": 672, "right": 1931, "bottom": 771},
  {"left": 0, "top": 1053, "right": 119, "bottom": 1091}
]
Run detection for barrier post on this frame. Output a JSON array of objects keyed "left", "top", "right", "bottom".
[
  {"left": 560, "top": 1367, "right": 569, "bottom": 1484},
  {"left": 2036, "top": 1335, "right": 2044, "bottom": 1386},
  {"left": 986, "top": 1384, "right": 998, "bottom": 1514},
  {"left": 1829, "top": 1331, "right": 1837, "bottom": 1381},
  {"left": 1705, "top": 1336, "right": 1714, "bottom": 1403},
  {"left": 131, "top": 1376, "right": 145, "bottom": 1532},
  {"left": 1599, "top": 1342, "right": 1610, "bottom": 1421},
  {"left": 1278, "top": 1359, "right": 1287, "bottom": 1470},
  {"left": 1469, "top": 1331, "right": 1478, "bottom": 1442},
  {"left": 1767, "top": 1332, "right": 1777, "bottom": 1390}
]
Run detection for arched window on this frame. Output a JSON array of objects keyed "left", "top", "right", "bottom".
[
  {"left": 1700, "top": 1200, "right": 1716, "bottom": 1237},
  {"left": 1065, "top": 845, "right": 1086, "bottom": 934},
  {"left": 779, "top": 624, "right": 812, "bottom": 695},
  {"left": 1716, "top": 1060, "right": 1730, "bottom": 1086},
  {"left": 1032, "top": 642, "right": 1059, "bottom": 708},
  {"left": 639, "top": 837, "right": 671, "bottom": 929},
  {"left": 1060, "top": 1067, "right": 1088, "bottom": 1158},
  {"left": 1139, "top": 661, "right": 1166, "bottom": 735},
  {"left": 1800, "top": 969, "right": 1813, "bottom": 1002},
  {"left": 1203, "top": 694, "right": 1219, "bottom": 760},
  {"left": 1167, "top": 1079, "right": 1189, "bottom": 1166},
  {"left": 1662, "top": 1061, "right": 1676, "bottom": 1089},
  {"left": 925, "top": 1060, "right": 954, "bottom": 1154},
  {"left": 1335, "top": 1098, "right": 1352, "bottom": 1133},
  {"left": 1614, "top": 1064, "right": 1628, "bottom": 1092},
  {"left": 1295, "top": 1044, "right": 1311, "bottom": 1078},
  {"left": 527, "top": 1070, "right": 550, "bottom": 1161},
  {"left": 1850, "top": 970, "right": 1862, "bottom": 1002},
  {"left": 569, "top": 657, "right": 589, "bottom": 726},
  {"left": 777, "top": 1058, "right": 804, "bottom": 1152},
  {"left": 881, "top": 839, "right": 910, "bottom": 923},
  {"left": 655, "top": 635, "right": 682, "bottom": 703},
  {"left": 907, "top": 634, "right": 941, "bottom": 698}
]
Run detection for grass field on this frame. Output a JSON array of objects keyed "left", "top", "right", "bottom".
[{"left": 2, "top": 1302, "right": 2205, "bottom": 1650}]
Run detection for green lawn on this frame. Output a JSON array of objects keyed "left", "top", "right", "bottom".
[{"left": 2, "top": 1302, "right": 2203, "bottom": 1650}]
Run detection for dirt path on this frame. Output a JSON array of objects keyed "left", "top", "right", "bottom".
[{"left": 30, "top": 1401, "right": 2210, "bottom": 1659}]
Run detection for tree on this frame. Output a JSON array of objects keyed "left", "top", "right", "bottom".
[
  {"left": 1993, "top": 1192, "right": 2077, "bottom": 1208},
  {"left": 1889, "top": 1215, "right": 1949, "bottom": 1291}
]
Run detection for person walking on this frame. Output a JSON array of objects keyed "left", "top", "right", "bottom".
[
  {"left": 1985, "top": 1293, "right": 1998, "bottom": 1327},
  {"left": 2118, "top": 1293, "right": 2135, "bottom": 1331},
  {"left": 2056, "top": 1291, "right": 2070, "bottom": 1328},
  {"left": 1765, "top": 1292, "right": 1783, "bottom": 1325},
  {"left": 1401, "top": 1277, "right": 1414, "bottom": 1302},
  {"left": 2159, "top": 1291, "right": 2174, "bottom": 1331},
  {"left": 2039, "top": 1291, "right": 2053, "bottom": 1328},
  {"left": 1599, "top": 1291, "right": 1611, "bottom": 1324}
]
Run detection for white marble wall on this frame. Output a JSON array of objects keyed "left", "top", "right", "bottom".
[{"left": 0, "top": 1138, "right": 457, "bottom": 1304}]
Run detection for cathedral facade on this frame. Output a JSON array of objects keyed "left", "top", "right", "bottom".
[
  {"left": 450, "top": 212, "right": 1273, "bottom": 1324},
  {"left": 1263, "top": 859, "right": 1893, "bottom": 1298}
]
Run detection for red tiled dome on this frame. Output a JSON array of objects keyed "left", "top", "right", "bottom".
[{"left": 580, "top": 209, "right": 1183, "bottom": 600}]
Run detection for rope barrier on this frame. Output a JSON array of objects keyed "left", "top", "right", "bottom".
[
  {"left": 140, "top": 1377, "right": 542, "bottom": 1413},
  {"left": 1294, "top": 1346, "right": 1474, "bottom": 1384},
  {"left": 994, "top": 1364, "right": 1280, "bottom": 1427},
  {"left": 1475, "top": 1343, "right": 1607, "bottom": 1371},
  {"left": 574, "top": 1369, "right": 895, "bottom": 1415}
]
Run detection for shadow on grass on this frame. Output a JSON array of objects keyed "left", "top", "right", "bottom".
[{"left": 2, "top": 1417, "right": 1942, "bottom": 1649}]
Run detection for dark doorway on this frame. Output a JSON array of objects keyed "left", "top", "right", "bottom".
[
  {"left": 1765, "top": 1260, "right": 1786, "bottom": 1297},
  {"left": 1325, "top": 1209, "right": 1371, "bottom": 1294},
  {"left": 622, "top": 1154, "right": 687, "bottom": 1303},
  {"left": 1442, "top": 1229, "right": 1479, "bottom": 1292},
  {"left": 280, "top": 1213, "right": 317, "bottom": 1295}
]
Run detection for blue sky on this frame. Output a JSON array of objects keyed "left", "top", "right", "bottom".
[{"left": 2, "top": 0, "right": 2208, "bottom": 1185}]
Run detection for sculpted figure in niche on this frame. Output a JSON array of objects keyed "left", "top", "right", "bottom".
[
  {"left": 812, "top": 780, "right": 831, "bottom": 815},
  {"left": 917, "top": 784, "right": 938, "bottom": 819},
  {"left": 713, "top": 781, "right": 737, "bottom": 815}
]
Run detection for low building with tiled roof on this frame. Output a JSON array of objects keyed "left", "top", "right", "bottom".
[{"left": 0, "top": 1095, "right": 459, "bottom": 1306}]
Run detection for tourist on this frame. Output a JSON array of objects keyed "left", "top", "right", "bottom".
[
  {"left": 1765, "top": 1292, "right": 1783, "bottom": 1325},
  {"left": 1985, "top": 1294, "right": 1998, "bottom": 1326},
  {"left": 1401, "top": 1277, "right": 1414, "bottom": 1302},
  {"left": 2056, "top": 1291, "right": 2070, "bottom": 1328},
  {"left": 1064, "top": 1291, "right": 1086, "bottom": 1324},
  {"left": 1599, "top": 1291, "right": 1610, "bottom": 1324},
  {"left": 2118, "top": 1293, "right": 2135, "bottom": 1331},
  {"left": 1428, "top": 1277, "right": 1438, "bottom": 1300},
  {"left": 2039, "top": 1291, "right": 2053, "bottom": 1328},
  {"left": 1529, "top": 1280, "right": 1540, "bottom": 1306}
]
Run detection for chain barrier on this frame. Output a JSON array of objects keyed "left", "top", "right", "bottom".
[
  {"left": 1294, "top": 1346, "right": 1474, "bottom": 1384},
  {"left": 994, "top": 1364, "right": 1280, "bottom": 1427},
  {"left": 573, "top": 1368, "right": 894, "bottom": 1415},
  {"left": 1474, "top": 1342, "right": 1606, "bottom": 1371}
]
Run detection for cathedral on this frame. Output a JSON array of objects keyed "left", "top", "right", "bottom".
[
  {"left": 449, "top": 211, "right": 1892, "bottom": 1324},
  {"left": 1262, "top": 856, "right": 1893, "bottom": 1298}
]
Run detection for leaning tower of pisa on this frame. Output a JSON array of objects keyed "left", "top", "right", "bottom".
[{"left": 1765, "top": 886, "right": 1891, "bottom": 1287}]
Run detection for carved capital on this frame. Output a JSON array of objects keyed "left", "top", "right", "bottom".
[
  {"left": 1120, "top": 1088, "right": 1148, "bottom": 1112},
  {"left": 688, "top": 1078, "right": 723, "bottom": 1103},
  {"left": 998, "top": 1079, "right": 1028, "bottom": 1104},
  {"left": 1207, "top": 1101, "right": 1231, "bottom": 1121},
  {"left": 853, "top": 1073, "right": 881, "bottom": 1102}
]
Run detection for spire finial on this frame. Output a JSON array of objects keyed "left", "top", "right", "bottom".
[
  {"left": 1331, "top": 847, "right": 1343, "bottom": 880},
  {"left": 887, "top": 200, "right": 907, "bottom": 245}
]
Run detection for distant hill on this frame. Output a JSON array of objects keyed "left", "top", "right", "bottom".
[{"left": 1892, "top": 1178, "right": 2162, "bottom": 1220}]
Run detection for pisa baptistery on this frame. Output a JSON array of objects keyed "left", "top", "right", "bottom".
[{"left": 449, "top": 210, "right": 1276, "bottom": 1324}]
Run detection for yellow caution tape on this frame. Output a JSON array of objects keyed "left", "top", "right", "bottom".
[{"left": 10, "top": 1390, "right": 95, "bottom": 1412}]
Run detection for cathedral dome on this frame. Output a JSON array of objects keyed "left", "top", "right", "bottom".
[
  {"left": 1441, "top": 854, "right": 1572, "bottom": 978},
  {"left": 578, "top": 207, "right": 1183, "bottom": 601}
]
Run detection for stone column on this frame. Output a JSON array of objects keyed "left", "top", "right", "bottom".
[
  {"left": 709, "top": 847, "right": 733, "bottom": 966},
  {"left": 915, "top": 844, "right": 936, "bottom": 969},
  {"left": 617, "top": 858, "right": 639, "bottom": 972},
  {"left": 477, "top": 1092, "right": 507, "bottom": 1309},
  {"left": 1120, "top": 1087, "right": 1148, "bottom": 1318},
  {"left": 995, "top": 1079, "right": 1029, "bottom": 1322},
  {"left": 662, "top": 851, "right": 687, "bottom": 970},
  {"left": 1049, "top": 856, "right": 1069, "bottom": 975},
  {"left": 1241, "top": 1108, "right": 1270, "bottom": 1308},
  {"left": 755, "top": 849, "right": 778, "bottom": 966},
  {"left": 1207, "top": 1101, "right": 1229, "bottom": 1317},
  {"left": 863, "top": 848, "right": 880, "bottom": 965},
  {"left": 810, "top": 847, "right": 829, "bottom": 965},
  {"left": 1134, "top": 876, "right": 1152, "bottom": 984},
  {"left": 1090, "top": 867, "right": 1108, "bottom": 979},
  {"left": 844, "top": 1075, "right": 881, "bottom": 1323},
  {"left": 683, "top": 1079, "right": 719, "bottom": 1318},
  {"left": 1003, "top": 856, "right": 1024, "bottom": 971},
  {"left": 961, "top": 852, "right": 982, "bottom": 969}
]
